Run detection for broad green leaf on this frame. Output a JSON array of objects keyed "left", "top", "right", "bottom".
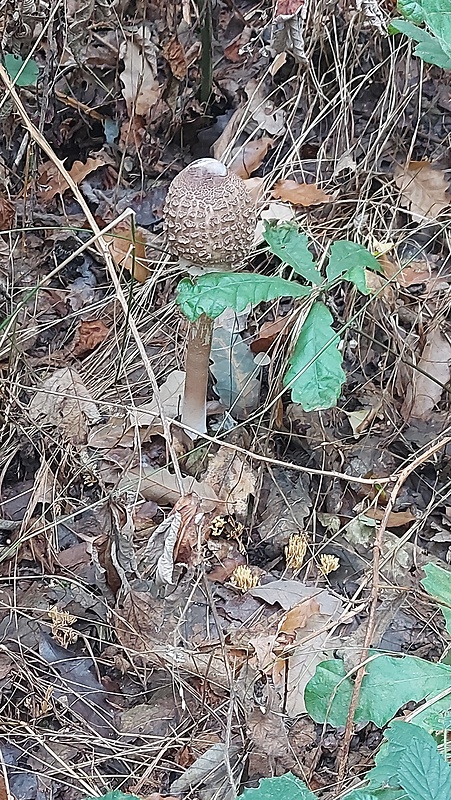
[
  {"left": 414, "top": 38, "right": 451, "bottom": 67},
  {"left": 304, "top": 654, "right": 451, "bottom": 728},
  {"left": 389, "top": 17, "right": 437, "bottom": 39},
  {"left": 86, "top": 794, "right": 141, "bottom": 800},
  {"left": 422, "top": 0, "right": 451, "bottom": 59},
  {"left": 367, "top": 721, "right": 436, "bottom": 788},
  {"left": 264, "top": 223, "right": 322, "bottom": 285},
  {"left": 397, "top": 735, "right": 451, "bottom": 800},
  {"left": 176, "top": 272, "right": 311, "bottom": 322},
  {"left": 241, "top": 773, "right": 316, "bottom": 800},
  {"left": 284, "top": 302, "right": 345, "bottom": 411},
  {"left": 4, "top": 54, "right": 39, "bottom": 87},
  {"left": 398, "top": 0, "right": 426, "bottom": 22},
  {"left": 421, "top": 562, "right": 451, "bottom": 635},
  {"left": 326, "top": 241, "right": 381, "bottom": 292}
]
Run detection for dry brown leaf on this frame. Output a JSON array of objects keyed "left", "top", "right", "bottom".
[
  {"left": 0, "top": 195, "right": 15, "bottom": 230},
  {"left": 243, "top": 176, "right": 265, "bottom": 205},
  {"left": 364, "top": 508, "right": 417, "bottom": 527},
  {"left": 72, "top": 319, "right": 109, "bottom": 356},
  {"left": 229, "top": 137, "right": 274, "bottom": 179},
  {"left": 394, "top": 161, "right": 451, "bottom": 219},
  {"left": 202, "top": 447, "right": 256, "bottom": 519},
  {"left": 105, "top": 219, "right": 148, "bottom": 283},
  {"left": 117, "top": 465, "right": 219, "bottom": 512},
  {"left": 130, "top": 370, "right": 185, "bottom": 425},
  {"left": 251, "top": 316, "right": 289, "bottom": 353},
  {"left": 272, "top": 180, "right": 333, "bottom": 207},
  {"left": 38, "top": 157, "right": 105, "bottom": 201},
  {"left": 162, "top": 36, "right": 187, "bottom": 79},
  {"left": 277, "top": 598, "right": 320, "bottom": 636},
  {"left": 119, "top": 30, "right": 160, "bottom": 118},
  {"left": 224, "top": 27, "right": 253, "bottom": 62},
  {"left": 401, "top": 325, "right": 451, "bottom": 420},
  {"left": 119, "top": 115, "right": 146, "bottom": 155},
  {"left": 212, "top": 106, "right": 246, "bottom": 162},
  {"left": 380, "top": 250, "right": 431, "bottom": 287},
  {"left": 29, "top": 367, "right": 101, "bottom": 444}
]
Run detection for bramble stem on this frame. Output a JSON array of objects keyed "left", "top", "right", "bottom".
[{"left": 182, "top": 313, "right": 214, "bottom": 437}]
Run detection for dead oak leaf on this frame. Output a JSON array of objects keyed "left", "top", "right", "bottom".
[
  {"left": 72, "top": 319, "right": 109, "bottom": 356},
  {"left": 38, "top": 157, "right": 105, "bottom": 201},
  {"left": 272, "top": 179, "right": 333, "bottom": 207},
  {"left": 162, "top": 36, "right": 187, "bottom": 79},
  {"left": 104, "top": 219, "right": 148, "bottom": 283},
  {"left": 119, "top": 30, "right": 160, "bottom": 118},
  {"left": 394, "top": 160, "right": 451, "bottom": 219},
  {"left": 229, "top": 138, "right": 274, "bottom": 179},
  {"left": 401, "top": 324, "right": 451, "bottom": 421}
]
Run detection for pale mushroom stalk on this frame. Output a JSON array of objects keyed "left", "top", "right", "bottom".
[{"left": 164, "top": 158, "right": 256, "bottom": 438}]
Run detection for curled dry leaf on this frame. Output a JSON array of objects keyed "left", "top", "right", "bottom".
[
  {"left": 272, "top": 179, "right": 333, "bottom": 207},
  {"left": 401, "top": 325, "right": 451, "bottom": 421},
  {"left": 153, "top": 494, "right": 211, "bottom": 584},
  {"left": 250, "top": 316, "right": 290, "bottom": 354},
  {"left": 202, "top": 447, "right": 256, "bottom": 520},
  {"left": 394, "top": 161, "right": 451, "bottom": 219},
  {"left": 38, "top": 157, "right": 105, "bottom": 202},
  {"left": 119, "top": 29, "right": 160, "bottom": 118},
  {"left": 104, "top": 218, "right": 148, "bottom": 283},
  {"left": 162, "top": 36, "right": 187, "bottom": 79},
  {"left": 229, "top": 137, "right": 274, "bottom": 179},
  {"left": 29, "top": 367, "right": 101, "bottom": 444},
  {"left": 71, "top": 319, "right": 109, "bottom": 356}
]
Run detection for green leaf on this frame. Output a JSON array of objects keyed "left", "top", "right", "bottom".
[
  {"left": 414, "top": 38, "right": 451, "bottom": 67},
  {"left": 241, "top": 774, "right": 316, "bottom": 800},
  {"left": 263, "top": 223, "right": 322, "bottom": 285},
  {"left": 422, "top": 0, "right": 451, "bottom": 59},
  {"left": 176, "top": 272, "right": 311, "bottom": 322},
  {"left": 304, "top": 654, "right": 451, "bottom": 728},
  {"left": 367, "top": 721, "right": 435, "bottom": 788},
  {"left": 4, "top": 54, "right": 39, "bottom": 87},
  {"left": 326, "top": 240, "right": 381, "bottom": 294},
  {"left": 397, "top": 735, "right": 451, "bottom": 800},
  {"left": 85, "top": 793, "right": 141, "bottom": 800},
  {"left": 389, "top": 17, "right": 436, "bottom": 39},
  {"left": 284, "top": 302, "right": 345, "bottom": 411},
  {"left": 343, "top": 792, "right": 405, "bottom": 800},
  {"left": 398, "top": 0, "right": 426, "bottom": 22},
  {"left": 421, "top": 562, "right": 451, "bottom": 635}
]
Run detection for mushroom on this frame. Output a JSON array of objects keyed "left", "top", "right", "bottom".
[{"left": 164, "top": 158, "right": 256, "bottom": 437}]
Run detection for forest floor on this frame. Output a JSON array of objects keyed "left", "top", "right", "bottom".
[{"left": 1, "top": 1, "right": 451, "bottom": 799}]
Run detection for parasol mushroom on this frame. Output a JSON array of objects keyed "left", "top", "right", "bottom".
[{"left": 164, "top": 158, "right": 256, "bottom": 437}]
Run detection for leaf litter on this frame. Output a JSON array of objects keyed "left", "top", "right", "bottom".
[{"left": 4, "top": 0, "right": 451, "bottom": 797}]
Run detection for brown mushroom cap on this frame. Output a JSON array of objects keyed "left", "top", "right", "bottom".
[{"left": 163, "top": 158, "right": 256, "bottom": 268}]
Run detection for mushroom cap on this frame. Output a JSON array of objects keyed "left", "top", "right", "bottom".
[{"left": 163, "top": 158, "right": 256, "bottom": 268}]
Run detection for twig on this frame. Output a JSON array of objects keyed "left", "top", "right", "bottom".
[
  {"left": 335, "top": 435, "right": 451, "bottom": 793},
  {"left": 0, "top": 64, "right": 184, "bottom": 495}
]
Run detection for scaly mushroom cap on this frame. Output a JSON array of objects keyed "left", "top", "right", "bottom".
[{"left": 163, "top": 158, "right": 256, "bottom": 268}]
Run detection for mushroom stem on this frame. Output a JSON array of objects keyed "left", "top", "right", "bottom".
[{"left": 182, "top": 313, "right": 214, "bottom": 437}]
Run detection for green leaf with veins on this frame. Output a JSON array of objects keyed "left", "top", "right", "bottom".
[
  {"left": 263, "top": 223, "right": 322, "bottom": 285},
  {"left": 284, "top": 301, "right": 345, "bottom": 410},
  {"left": 4, "top": 54, "right": 39, "bottom": 86},
  {"left": 241, "top": 774, "right": 316, "bottom": 800},
  {"left": 176, "top": 272, "right": 311, "bottom": 322},
  {"left": 398, "top": 0, "right": 426, "bottom": 22},
  {"left": 326, "top": 241, "right": 381, "bottom": 293}
]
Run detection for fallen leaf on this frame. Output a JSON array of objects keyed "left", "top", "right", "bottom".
[
  {"left": 130, "top": 370, "right": 185, "bottom": 425},
  {"left": 72, "top": 319, "right": 109, "bottom": 356},
  {"left": 113, "top": 464, "right": 219, "bottom": 512},
  {"left": 211, "top": 326, "right": 262, "bottom": 420},
  {"left": 364, "top": 508, "right": 417, "bottom": 527},
  {"left": 38, "top": 157, "right": 105, "bottom": 201},
  {"left": 251, "top": 317, "right": 290, "bottom": 353},
  {"left": 224, "top": 27, "right": 253, "bottom": 62},
  {"left": 380, "top": 250, "right": 431, "bottom": 287},
  {"left": 29, "top": 367, "right": 101, "bottom": 444},
  {"left": 162, "top": 36, "right": 187, "bottom": 79},
  {"left": 243, "top": 176, "right": 265, "bottom": 205},
  {"left": 202, "top": 447, "right": 256, "bottom": 520},
  {"left": 275, "top": 0, "right": 304, "bottom": 15},
  {"left": 401, "top": 325, "right": 451, "bottom": 420},
  {"left": 229, "top": 137, "right": 274, "bottom": 179},
  {"left": 272, "top": 180, "right": 333, "bottom": 207},
  {"left": 119, "top": 115, "right": 146, "bottom": 155},
  {"left": 0, "top": 195, "right": 15, "bottom": 230},
  {"left": 119, "top": 29, "right": 160, "bottom": 118},
  {"left": 104, "top": 218, "right": 148, "bottom": 283},
  {"left": 153, "top": 494, "right": 210, "bottom": 584},
  {"left": 394, "top": 161, "right": 451, "bottom": 219}
]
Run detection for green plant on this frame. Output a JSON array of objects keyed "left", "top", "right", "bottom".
[
  {"left": 3, "top": 54, "right": 39, "bottom": 87},
  {"left": 176, "top": 222, "right": 381, "bottom": 413},
  {"left": 390, "top": 0, "right": 451, "bottom": 69}
]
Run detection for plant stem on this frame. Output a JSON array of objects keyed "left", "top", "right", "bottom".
[
  {"left": 197, "top": 0, "right": 213, "bottom": 104},
  {"left": 183, "top": 313, "right": 214, "bottom": 437}
]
